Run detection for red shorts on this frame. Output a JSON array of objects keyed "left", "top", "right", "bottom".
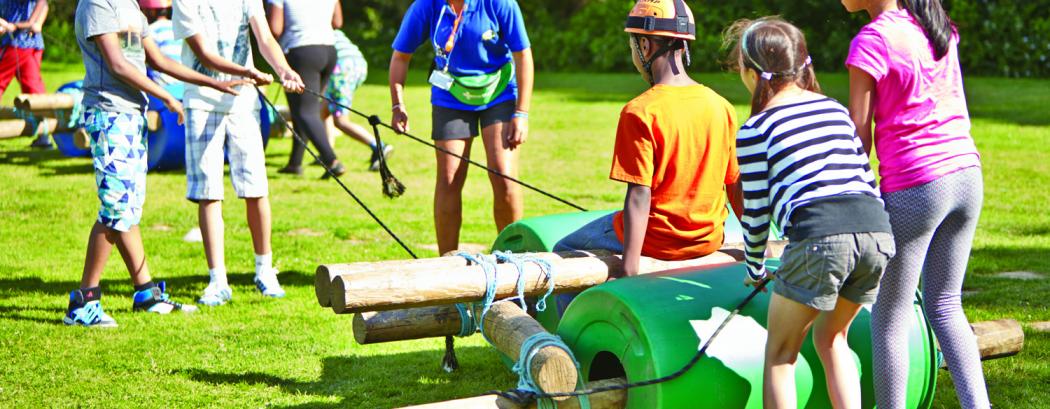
[{"left": 0, "top": 47, "right": 45, "bottom": 95}]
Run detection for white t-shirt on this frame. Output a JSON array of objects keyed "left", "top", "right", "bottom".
[
  {"left": 268, "top": 0, "right": 336, "bottom": 53},
  {"left": 172, "top": 0, "right": 264, "bottom": 113}
]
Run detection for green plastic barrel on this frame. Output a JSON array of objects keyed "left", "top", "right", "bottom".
[
  {"left": 557, "top": 264, "right": 937, "bottom": 408},
  {"left": 490, "top": 212, "right": 938, "bottom": 408},
  {"left": 491, "top": 209, "right": 756, "bottom": 333}
]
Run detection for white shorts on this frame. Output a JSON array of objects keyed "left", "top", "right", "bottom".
[{"left": 185, "top": 109, "right": 269, "bottom": 201}]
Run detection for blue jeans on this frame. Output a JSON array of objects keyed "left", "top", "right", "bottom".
[{"left": 552, "top": 213, "right": 624, "bottom": 314}]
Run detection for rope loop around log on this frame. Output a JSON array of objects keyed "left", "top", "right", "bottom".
[
  {"left": 454, "top": 303, "right": 477, "bottom": 337},
  {"left": 453, "top": 252, "right": 500, "bottom": 338},
  {"left": 492, "top": 250, "right": 557, "bottom": 313},
  {"left": 511, "top": 332, "right": 591, "bottom": 409}
]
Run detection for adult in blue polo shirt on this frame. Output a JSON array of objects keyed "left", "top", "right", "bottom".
[{"left": 389, "top": 0, "right": 533, "bottom": 255}]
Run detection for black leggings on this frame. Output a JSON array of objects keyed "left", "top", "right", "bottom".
[{"left": 285, "top": 45, "right": 338, "bottom": 167}]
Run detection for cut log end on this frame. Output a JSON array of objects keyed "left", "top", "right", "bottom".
[
  {"left": 14, "top": 93, "right": 75, "bottom": 111},
  {"left": 314, "top": 265, "right": 333, "bottom": 308},
  {"left": 331, "top": 275, "right": 350, "bottom": 314}
]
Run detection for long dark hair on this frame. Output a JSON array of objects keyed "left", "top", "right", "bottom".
[
  {"left": 899, "top": 0, "right": 954, "bottom": 60},
  {"left": 723, "top": 17, "right": 821, "bottom": 116}
]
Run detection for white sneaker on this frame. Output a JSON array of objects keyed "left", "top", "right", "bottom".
[
  {"left": 198, "top": 282, "right": 233, "bottom": 306},
  {"left": 254, "top": 268, "right": 285, "bottom": 298}
]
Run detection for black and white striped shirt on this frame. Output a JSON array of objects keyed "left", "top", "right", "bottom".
[{"left": 738, "top": 97, "right": 882, "bottom": 278}]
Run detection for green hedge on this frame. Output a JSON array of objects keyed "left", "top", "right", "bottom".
[{"left": 43, "top": 0, "right": 1050, "bottom": 77}]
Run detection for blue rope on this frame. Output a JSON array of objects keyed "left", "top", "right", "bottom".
[
  {"left": 493, "top": 250, "right": 530, "bottom": 312},
  {"left": 454, "top": 252, "right": 499, "bottom": 337},
  {"left": 454, "top": 303, "right": 476, "bottom": 337},
  {"left": 512, "top": 332, "right": 591, "bottom": 409},
  {"left": 492, "top": 251, "right": 557, "bottom": 313}
]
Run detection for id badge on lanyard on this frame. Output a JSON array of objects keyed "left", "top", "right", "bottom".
[{"left": 429, "top": 1, "right": 466, "bottom": 91}]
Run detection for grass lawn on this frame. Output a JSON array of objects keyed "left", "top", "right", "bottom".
[{"left": 0, "top": 63, "right": 1047, "bottom": 408}]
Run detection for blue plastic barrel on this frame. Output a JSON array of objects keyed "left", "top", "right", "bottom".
[
  {"left": 145, "top": 84, "right": 273, "bottom": 171},
  {"left": 51, "top": 80, "right": 272, "bottom": 170}
]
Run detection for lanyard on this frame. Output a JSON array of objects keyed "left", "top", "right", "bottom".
[
  {"left": 443, "top": 1, "right": 467, "bottom": 54},
  {"left": 434, "top": 0, "right": 467, "bottom": 72}
]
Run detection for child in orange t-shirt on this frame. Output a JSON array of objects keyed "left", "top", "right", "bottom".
[{"left": 554, "top": 0, "right": 742, "bottom": 279}]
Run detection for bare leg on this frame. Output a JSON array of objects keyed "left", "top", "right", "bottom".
[
  {"left": 812, "top": 297, "right": 864, "bottom": 409},
  {"left": 111, "top": 225, "right": 153, "bottom": 286},
  {"left": 434, "top": 139, "right": 472, "bottom": 254},
  {"left": 765, "top": 292, "right": 820, "bottom": 409},
  {"left": 333, "top": 115, "right": 377, "bottom": 147},
  {"left": 245, "top": 197, "right": 272, "bottom": 256},
  {"left": 322, "top": 106, "right": 338, "bottom": 149},
  {"left": 480, "top": 121, "right": 523, "bottom": 232},
  {"left": 80, "top": 222, "right": 116, "bottom": 288},
  {"left": 197, "top": 200, "right": 225, "bottom": 270}
]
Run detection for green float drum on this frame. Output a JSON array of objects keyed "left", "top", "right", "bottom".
[
  {"left": 557, "top": 264, "right": 937, "bottom": 408},
  {"left": 490, "top": 212, "right": 938, "bottom": 408}
]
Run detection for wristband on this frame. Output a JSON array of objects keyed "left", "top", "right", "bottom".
[
  {"left": 512, "top": 111, "right": 529, "bottom": 119},
  {"left": 392, "top": 104, "right": 404, "bottom": 111}
]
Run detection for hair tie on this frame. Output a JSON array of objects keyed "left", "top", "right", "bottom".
[{"left": 740, "top": 22, "right": 766, "bottom": 73}]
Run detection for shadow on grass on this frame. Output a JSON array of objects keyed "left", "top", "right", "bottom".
[
  {"left": 0, "top": 146, "right": 76, "bottom": 166},
  {"left": 181, "top": 348, "right": 511, "bottom": 408},
  {"left": 0, "top": 270, "right": 314, "bottom": 297}
]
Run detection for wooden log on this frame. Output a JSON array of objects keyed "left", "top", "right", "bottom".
[
  {"left": 720, "top": 239, "right": 787, "bottom": 259},
  {"left": 353, "top": 306, "right": 463, "bottom": 344},
  {"left": 320, "top": 250, "right": 613, "bottom": 308},
  {"left": 316, "top": 257, "right": 476, "bottom": 308},
  {"left": 331, "top": 251, "right": 739, "bottom": 314},
  {"left": 482, "top": 302, "right": 577, "bottom": 399},
  {"left": 0, "top": 118, "right": 61, "bottom": 139},
  {"left": 14, "top": 94, "right": 75, "bottom": 111},
  {"left": 937, "top": 319, "right": 1025, "bottom": 369},
  {"left": 972, "top": 319, "right": 1024, "bottom": 360},
  {"left": 397, "top": 377, "right": 627, "bottom": 409},
  {"left": 0, "top": 119, "right": 28, "bottom": 138}
]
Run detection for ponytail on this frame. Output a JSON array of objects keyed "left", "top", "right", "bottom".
[{"left": 899, "top": 0, "right": 953, "bottom": 60}]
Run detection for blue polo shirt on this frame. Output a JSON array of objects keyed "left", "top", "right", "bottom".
[
  {"left": 0, "top": 0, "right": 44, "bottom": 50},
  {"left": 392, "top": 0, "right": 530, "bottom": 112}
]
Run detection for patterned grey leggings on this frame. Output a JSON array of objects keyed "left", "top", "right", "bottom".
[{"left": 872, "top": 167, "right": 990, "bottom": 408}]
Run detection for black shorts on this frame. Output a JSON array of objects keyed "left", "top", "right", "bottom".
[{"left": 431, "top": 100, "right": 515, "bottom": 140}]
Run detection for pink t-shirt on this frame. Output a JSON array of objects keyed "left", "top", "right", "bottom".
[{"left": 846, "top": 9, "right": 980, "bottom": 193}]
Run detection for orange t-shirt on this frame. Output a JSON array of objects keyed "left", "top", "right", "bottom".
[{"left": 610, "top": 84, "right": 740, "bottom": 260}]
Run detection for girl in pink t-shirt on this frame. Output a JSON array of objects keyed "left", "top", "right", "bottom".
[{"left": 843, "top": 0, "right": 989, "bottom": 408}]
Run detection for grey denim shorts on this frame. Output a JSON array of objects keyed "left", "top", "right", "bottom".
[{"left": 773, "top": 232, "right": 896, "bottom": 311}]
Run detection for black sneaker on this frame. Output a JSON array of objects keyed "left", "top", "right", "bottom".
[
  {"left": 278, "top": 165, "right": 304, "bottom": 176},
  {"left": 132, "top": 282, "right": 198, "bottom": 314},
  {"left": 321, "top": 161, "right": 347, "bottom": 179}
]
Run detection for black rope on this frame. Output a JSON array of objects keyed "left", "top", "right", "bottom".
[
  {"left": 267, "top": 84, "right": 465, "bottom": 371},
  {"left": 485, "top": 278, "right": 770, "bottom": 404},
  {"left": 366, "top": 115, "right": 405, "bottom": 198},
  {"left": 300, "top": 87, "right": 588, "bottom": 212},
  {"left": 257, "top": 87, "right": 417, "bottom": 259}
]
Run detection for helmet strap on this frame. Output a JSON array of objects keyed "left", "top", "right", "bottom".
[{"left": 635, "top": 36, "right": 688, "bottom": 84}]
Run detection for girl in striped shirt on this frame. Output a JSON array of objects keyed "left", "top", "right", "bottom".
[{"left": 725, "top": 17, "right": 895, "bottom": 408}]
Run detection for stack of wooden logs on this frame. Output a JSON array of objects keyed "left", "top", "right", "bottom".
[
  {"left": 313, "top": 242, "right": 1024, "bottom": 409},
  {"left": 0, "top": 94, "right": 77, "bottom": 140}
]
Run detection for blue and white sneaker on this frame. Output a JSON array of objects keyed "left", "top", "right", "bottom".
[
  {"left": 132, "top": 282, "right": 198, "bottom": 314},
  {"left": 254, "top": 268, "right": 285, "bottom": 298},
  {"left": 198, "top": 282, "right": 233, "bottom": 306},
  {"left": 63, "top": 291, "right": 118, "bottom": 328}
]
